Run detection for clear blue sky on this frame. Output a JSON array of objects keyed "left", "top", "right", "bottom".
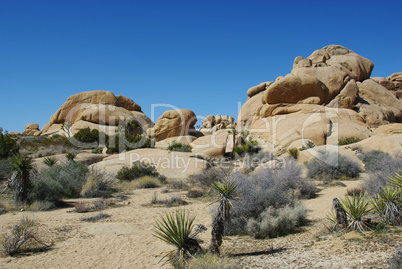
[{"left": 1, "top": 0, "right": 401, "bottom": 132}]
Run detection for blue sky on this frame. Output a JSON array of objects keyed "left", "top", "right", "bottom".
[{"left": 1, "top": 0, "right": 401, "bottom": 132}]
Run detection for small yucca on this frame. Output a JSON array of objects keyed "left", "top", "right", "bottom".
[
  {"left": 371, "top": 186, "right": 401, "bottom": 225},
  {"left": 43, "top": 157, "right": 58, "bottom": 167},
  {"left": 340, "top": 193, "right": 372, "bottom": 233},
  {"left": 153, "top": 210, "right": 200, "bottom": 266}
]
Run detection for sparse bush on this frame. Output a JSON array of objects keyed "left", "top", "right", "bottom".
[
  {"left": 300, "top": 140, "right": 315, "bottom": 151},
  {"left": 151, "top": 194, "right": 188, "bottom": 207},
  {"left": 168, "top": 141, "right": 192, "bottom": 152},
  {"left": 288, "top": 148, "right": 299, "bottom": 159},
  {"left": 43, "top": 157, "right": 58, "bottom": 167},
  {"left": 246, "top": 204, "right": 307, "bottom": 239},
  {"left": 347, "top": 187, "right": 365, "bottom": 197},
  {"left": 388, "top": 246, "right": 402, "bottom": 269},
  {"left": 306, "top": 151, "right": 360, "bottom": 181},
  {"left": 246, "top": 151, "right": 276, "bottom": 171},
  {"left": 136, "top": 176, "right": 161, "bottom": 188},
  {"left": 234, "top": 138, "right": 259, "bottom": 157},
  {"left": 73, "top": 127, "right": 100, "bottom": 144},
  {"left": 106, "top": 134, "right": 153, "bottom": 154},
  {"left": 225, "top": 161, "right": 313, "bottom": 237},
  {"left": 116, "top": 161, "right": 161, "bottom": 181},
  {"left": 0, "top": 128, "right": 19, "bottom": 159},
  {"left": 187, "top": 188, "right": 205, "bottom": 198},
  {"left": 65, "top": 152, "right": 77, "bottom": 161},
  {"left": 0, "top": 158, "right": 11, "bottom": 181},
  {"left": 359, "top": 150, "right": 394, "bottom": 172},
  {"left": 74, "top": 202, "right": 90, "bottom": 213},
  {"left": 188, "top": 167, "right": 232, "bottom": 189},
  {"left": 80, "top": 168, "right": 116, "bottom": 198},
  {"left": 168, "top": 179, "right": 188, "bottom": 190},
  {"left": 338, "top": 136, "right": 362, "bottom": 145},
  {"left": 80, "top": 212, "right": 111, "bottom": 222},
  {"left": 0, "top": 217, "right": 49, "bottom": 256},
  {"left": 18, "top": 135, "right": 73, "bottom": 153},
  {"left": 91, "top": 147, "right": 103, "bottom": 154}
]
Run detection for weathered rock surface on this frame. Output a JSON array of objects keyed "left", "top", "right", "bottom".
[
  {"left": 90, "top": 148, "right": 207, "bottom": 179},
  {"left": 191, "top": 129, "right": 241, "bottom": 158},
  {"left": 22, "top": 123, "right": 41, "bottom": 136},
  {"left": 155, "top": 135, "right": 197, "bottom": 150},
  {"left": 200, "top": 114, "right": 235, "bottom": 133},
  {"left": 41, "top": 91, "right": 153, "bottom": 136},
  {"left": 147, "top": 109, "right": 197, "bottom": 142}
]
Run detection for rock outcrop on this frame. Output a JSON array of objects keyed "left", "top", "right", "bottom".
[
  {"left": 41, "top": 91, "right": 153, "bottom": 136},
  {"left": 238, "top": 45, "right": 402, "bottom": 148},
  {"left": 200, "top": 114, "right": 235, "bottom": 135},
  {"left": 147, "top": 109, "right": 197, "bottom": 142},
  {"left": 22, "top": 123, "right": 41, "bottom": 136}
]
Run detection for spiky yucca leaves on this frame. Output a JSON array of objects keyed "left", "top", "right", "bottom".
[
  {"left": 371, "top": 186, "right": 401, "bottom": 225},
  {"left": 9, "top": 155, "right": 33, "bottom": 205},
  {"left": 390, "top": 170, "right": 402, "bottom": 189},
  {"left": 43, "top": 157, "right": 58, "bottom": 167},
  {"left": 209, "top": 179, "right": 240, "bottom": 254},
  {"left": 153, "top": 210, "right": 201, "bottom": 267},
  {"left": 340, "top": 193, "right": 372, "bottom": 233}
]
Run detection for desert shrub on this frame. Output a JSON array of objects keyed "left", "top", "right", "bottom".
[
  {"left": 234, "top": 138, "right": 259, "bottom": 157},
  {"left": 0, "top": 158, "right": 11, "bottom": 181},
  {"left": 340, "top": 193, "right": 372, "bottom": 233},
  {"left": 73, "top": 127, "right": 100, "bottom": 144},
  {"left": 246, "top": 204, "right": 307, "bottom": 238},
  {"left": 135, "top": 176, "right": 162, "bottom": 188},
  {"left": 18, "top": 135, "right": 73, "bottom": 152},
  {"left": 225, "top": 162, "right": 312, "bottom": 237},
  {"left": 0, "top": 128, "right": 19, "bottom": 159},
  {"left": 188, "top": 253, "right": 240, "bottom": 269},
  {"left": 288, "top": 148, "right": 299, "bottom": 159},
  {"left": 338, "top": 136, "right": 362, "bottom": 145},
  {"left": 245, "top": 151, "right": 276, "bottom": 171},
  {"left": 9, "top": 154, "right": 34, "bottom": 205},
  {"left": 30, "top": 161, "right": 88, "bottom": 205},
  {"left": 371, "top": 185, "right": 401, "bottom": 226},
  {"left": 359, "top": 150, "right": 394, "bottom": 172},
  {"left": 168, "top": 141, "right": 192, "bottom": 152},
  {"left": 65, "top": 152, "right": 77, "bottom": 161},
  {"left": 74, "top": 202, "right": 90, "bottom": 213},
  {"left": 0, "top": 217, "right": 49, "bottom": 256},
  {"left": 168, "top": 179, "right": 188, "bottom": 190},
  {"left": 188, "top": 167, "right": 232, "bottom": 188},
  {"left": 151, "top": 193, "right": 188, "bottom": 207},
  {"left": 347, "top": 187, "right": 365, "bottom": 197},
  {"left": 80, "top": 212, "right": 111, "bottom": 222},
  {"left": 91, "top": 147, "right": 103, "bottom": 154},
  {"left": 80, "top": 168, "right": 116, "bottom": 198},
  {"left": 362, "top": 154, "right": 402, "bottom": 195},
  {"left": 116, "top": 161, "right": 162, "bottom": 181},
  {"left": 43, "top": 156, "right": 58, "bottom": 167},
  {"left": 300, "top": 140, "right": 315, "bottom": 151},
  {"left": 388, "top": 246, "right": 402, "bottom": 269},
  {"left": 187, "top": 188, "right": 205, "bottom": 198},
  {"left": 106, "top": 134, "right": 152, "bottom": 154},
  {"left": 306, "top": 151, "right": 360, "bottom": 181}
]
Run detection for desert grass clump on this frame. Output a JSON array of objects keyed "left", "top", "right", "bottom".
[
  {"left": 65, "top": 152, "right": 77, "bottom": 162},
  {"left": 80, "top": 168, "right": 116, "bottom": 198},
  {"left": 153, "top": 210, "right": 201, "bottom": 267},
  {"left": 0, "top": 217, "right": 50, "bottom": 256},
  {"left": 340, "top": 193, "right": 372, "bottom": 233},
  {"left": 188, "top": 167, "right": 232, "bottom": 189},
  {"left": 338, "top": 136, "right": 362, "bottom": 145},
  {"left": 347, "top": 187, "right": 366, "bottom": 197},
  {"left": 287, "top": 148, "right": 299, "bottom": 159},
  {"left": 187, "top": 253, "right": 240, "bottom": 269},
  {"left": 306, "top": 151, "right": 360, "bottom": 181},
  {"left": 135, "top": 176, "right": 162, "bottom": 188},
  {"left": 43, "top": 156, "right": 58, "bottom": 167},
  {"left": 91, "top": 148, "right": 103, "bottom": 154},
  {"left": 168, "top": 141, "right": 192, "bottom": 152},
  {"left": 150, "top": 193, "right": 188, "bottom": 207},
  {"left": 187, "top": 188, "right": 205, "bottom": 198}
]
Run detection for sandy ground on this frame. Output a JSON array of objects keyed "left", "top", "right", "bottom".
[{"left": 0, "top": 179, "right": 400, "bottom": 269}]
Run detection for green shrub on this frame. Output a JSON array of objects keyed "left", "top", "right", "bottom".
[
  {"left": 18, "top": 134, "right": 72, "bottom": 152},
  {"left": 234, "top": 138, "right": 259, "bottom": 157},
  {"left": 29, "top": 162, "right": 88, "bottom": 206},
  {"left": 300, "top": 140, "right": 315, "bottom": 151},
  {"left": 167, "top": 141, "right": 192, "bottom": 152},
  {"left": 0, "top": 128, "right": 19, "bottom": 159},
  {"left": 306, "top": 151, "right": 360, "bottom": 181},
  {"left": 65, "top": 152, "right": 77, "bottom": 161},
  {"left": 340, "top": 193, "right": 372, "bottom": 233},
  {"left": 0, "top": 158, "right": 11, "bottom": 181},
  {"left": 106, "top": 134, "right": 152, "bottom": 154},
  {"left": 43, "top": 157, "right": 58, "bottom": 167},
  {"left": 246, "top": 204, "right": 307, "bottom": 238},
  {"left": 338, "top": 137, "right": 362, "bottom": 145},
  {"left": 80, "top": 168, "right": 116, "bottom": 198},
  {"left": 288, "top": 148, "right": 299, "bottom": 159},
  {"left": 116, "top": 161, "right": 162, "bottom": 181},
  {"left": 91, "top": 148, "right": 103, "bottom": 154},
  {"left": 73, "top": 128, "right": 100, "bottom": 143}
]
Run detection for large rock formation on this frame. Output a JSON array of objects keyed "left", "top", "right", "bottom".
[
  {"left": 41, "top": 91, "right": 153, "bottom": 136},
  {"left": 147, "top": 109, "right": 197, "bottom": 142},
  {"left": 200, "top": 114, "right": 235, "bottom": 135},
  {"left": 238, "top": 45, "right": 402, "bottom": 149},
  {"left": 22, "top": 123, "right": 41, "bottom": 136}
]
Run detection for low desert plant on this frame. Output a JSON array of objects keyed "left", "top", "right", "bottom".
[
  {"left": 187, "top": 188, "right": 205, "bottom": 198},
  {"left": 0, "top": 158, "right": 11, "bottom": 181},
  {"left": 288, "top": 148, "right": 299, "bottom": 159},
  {"left": 188, "top": 167, "right": 232, "bottom": 189},
  {"left": 153, "top": 210, "right": 201, "bottom": 266},
  {"left": 135, "top": 176, "right": 162, "bottom": 188},
  {"left": 371, "top": 186, "right": 401, "bottom": 225},
  {"left": 0, "top": 217, "right": 50, "bottom": 256},
  {"left": 116, "top": 161, "right": 162, "bottom": 181},
  {"left": 300, "top": 140, "right": 315, "bottom": 151},
  {"left": 338, "top": 136, "right": 362, "bottom": 145},
  {"left": 73, "top": 127, "right": 100, "bottom": 144},
  {"left": 91, "top": 147, "right": 103, "bottom": 154},
  {"left": 340, "top": 193, "right": 372, "bottom": 233},
  {"left": 168, "top": 141, "right": 192, "bottom": 152},
  {"left": 187, "top": 253, "right": 240, "bottom": 269},
  {"left": 306, "top": 151, "right": 360, "bottom": 181},
  {"left": 151, "top": 194, "right": 188, "bottom": 207},
  {"left": 234, "top": 137, "right": 259, "bottom": 157},
  {"left": 65, "top": 152, "right": 77, "bottom": 161},
  {"left": 43, "top": 157, "right": 58, "bottom": 167},
  {"left": 9, "top": 154, "right": 33, "bottom": 205},
  {"left": 74, "top": 202, "right": 90, "bottom": 213},
  {"left": 0, "top": 128, "right": 19, "bottom": 159},
  {"left": 80, "top": 168, "right": 116, "bottom": 198},
  {"left": 80, "top": 212, "right": 111, "bottom": 222},
  {"left": 347, "top": 187, "right": 365, "bottom": 197}
]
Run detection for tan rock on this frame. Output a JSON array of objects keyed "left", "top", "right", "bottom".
[
  {"left": 387, "top": 72, "right": 402, "bottom": 91},
  {"left": 154, "top": 135, "right": 197, "bottom": 149},
  {"left": 327, "top": 79, "right": 358, "bottom": 109},
  {"left": 22, "top": 123, "right": 40, "bottom": 135},
  {"left": 148, "top": 109, "right": 196, "bottom": 142},
  {"left": 202, "top": 115, "right": 215, "bottom": 128},
  {"left": 90, "top": 148, "right": 207, "bottom": 180},
  {"left": 247, "top": 82, "right": 272, "bottom": 98},
  {"left": 355, "top": 79, "right": 402, "bottom": 126},
  {"left": 372, "top": 77, "right": 395, "bottom": 91},
  {"left": 191, "top": 129, "right": 230, "bottom": 158},
  {"left": 350, "top": 134, "right": 402, "bottom": 156},
  {"left": 237, "top": 90, "right": 265, "bottom": 129},
  {"left": 372, "top": 123, "right": 402, "bottom": 135}
]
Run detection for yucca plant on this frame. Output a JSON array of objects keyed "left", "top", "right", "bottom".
[
  {"left": 43, "top": 157, "right": 58, "bottom": 167},
  {"left": 9, "top": 155, "right": 33, "bottom": 205},
  {"left": 65, "top": 152, "right": 76, "bottom": 162},
  {"left": 340, "top": 193, "right": 372, "bottom": 233},
  {"left": 390, "top": 169, "right": 402, "bottom": 189},
  {"left": 153, "top": 210, "right": 201, "bottom": 267},
  {"left": 209, "top": 179, "right": 240, "bottom": 254},
  {"left": 371, "top": 186, "right": 401, "bottom": 225}
]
